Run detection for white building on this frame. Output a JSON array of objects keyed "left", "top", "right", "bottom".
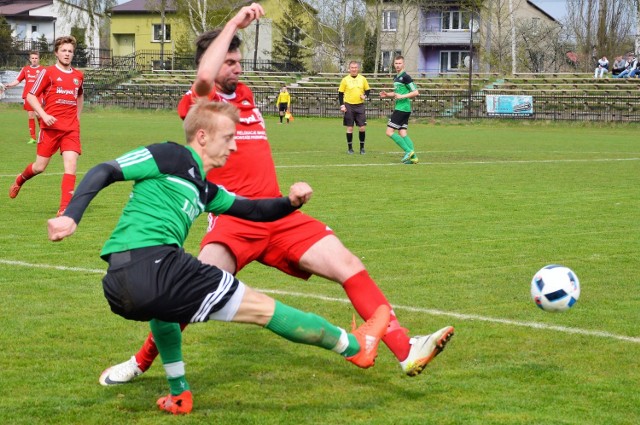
[{"left": 0, "top": 0, "right": 101, "bottom": 51}]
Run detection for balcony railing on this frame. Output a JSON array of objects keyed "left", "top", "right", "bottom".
[{"left": 419, "top": 30, "right": 479, "bottom": 46}]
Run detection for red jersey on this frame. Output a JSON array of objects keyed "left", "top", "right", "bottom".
[
  {"left": 177, "top": 83, "right": 281, "bottom": 198},
  {"left": 16, "top": 64, "right": 45, "bottom": 99},
  {"left": 30, "top": 64, "right": 84, "bottom": 131}
]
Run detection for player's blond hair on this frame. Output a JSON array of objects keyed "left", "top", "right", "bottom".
[{"left": 183, "top": 100, "right": 239, "bottom": 143}]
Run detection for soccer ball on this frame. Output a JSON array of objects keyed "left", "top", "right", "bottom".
[{"left": 530, "top": 265, "right": 580, "bottom": 312}]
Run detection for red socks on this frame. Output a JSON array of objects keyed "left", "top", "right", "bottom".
[
  {"left": 343, "top": 270, "right": 411, "bottom": 361},
  {"left": 135, "top": 323, "right": 188, "bottom": 372},
  {"left": 16, "top": 163, "right": 36, "bottom": 186},
  {"left": 60, "top": 173, "right": 76, "bottom": 211},
  {"left": 28, "top": 118, "right": 36, "bottom": 139}
]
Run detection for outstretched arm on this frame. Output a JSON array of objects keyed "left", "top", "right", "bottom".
[
  {"left": 223, "top": 182, "right": 312, "bottom": 222},
  {"left": 48, "top": 161, "right": 124, "bottom": 241},
  {"left": 4, "top": 77, "right": 23, "bottom": 89},
  {"left": 193, "top": 3, "right": 265, "bottom": 97}
]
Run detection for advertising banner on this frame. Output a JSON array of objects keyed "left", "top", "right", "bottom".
[{"left": 486, "top": 95, "right": 533, "bottom": 116}]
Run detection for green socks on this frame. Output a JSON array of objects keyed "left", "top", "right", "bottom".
[
  {"left": 266, "top": 301, "right": 360, "bottom": 357},
  {"left": 403, "top": 135, "right": 415, "bottom": 151},
  {"left": 150, "top": 319, "right": 190, "bottom": 395},
  {"left": 390, "top": 133, "right": 409, "bottom": 152},
  {"left": 389, "top": 133, "right": 416, "bottom": 154},
  {"left": 149, "top": 301, "right": 365, "bottom": 396}
]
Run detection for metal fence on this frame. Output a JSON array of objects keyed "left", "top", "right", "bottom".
[
  {"left": 106, "top": 51, "right": 299, "bottom": 72},
  {"left": 259, "top": 89, "right": 640, "bottom": 121},
  {"left": 77, "top": 85, "right": 640, "bottom": 122},
  {"left": 0, "top": 47, "right": 113, "bottom": 68},
  {"left": 0, "top": 46, "right": 297, "bottom": 72},
  {"left": 3, "top": 65, "right": 640, "bottom": 122}
]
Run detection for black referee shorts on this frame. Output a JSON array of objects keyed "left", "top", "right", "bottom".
[{"left": 343, "top": 103, "right": 366, "bottom": 127}]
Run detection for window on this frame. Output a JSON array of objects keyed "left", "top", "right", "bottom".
[
  {"left": 531, "top": 17, "right": 540, "bottom": 34},
  {"left": 152, "top": 24, "right": 171, "bottom": 42},
  {"left": 31, "top": 25, "right": 38, "bottom": 33},
  {"left": 441, "top": 10, "right": 471, "bottom": 31},
  {"left": 382, "top": 10, "right": 398, "bottom": 32},
  {"left": 440, "top": 50, "right": 469, "bottom": 72},
  {"left": 381, "top": 50, "right": 402, "bottom": 72},
  {"left": 15, "top": 24, "right": 26, "bottom": 39}
]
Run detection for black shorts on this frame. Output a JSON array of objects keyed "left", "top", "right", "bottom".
[
  {"left": 279, "top": 103, "right": 288, "bottom": 112},
  {"left": 102, "top": 246, "right": 240, "bottom": 323},
  {"left": 343, "top": 103, "right": 366, "bottom": 127},
  {"left": 387, "top": 110, "right": 411, "bottom": 130}
]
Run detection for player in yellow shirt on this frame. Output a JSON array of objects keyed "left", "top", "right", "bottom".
[
  {"left": 276, "top": 85, "right": 291, "bottom": 124},
  {"left": 338, "top": 61, "right": 370, "bottom": 154}
]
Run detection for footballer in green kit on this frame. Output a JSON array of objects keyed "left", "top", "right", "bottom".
[
  {"left": 380, "top": 55, "right": 420, "bottom": 164},
  {"left": 46, "top": 5, "right": 390, "bottom": 413}
]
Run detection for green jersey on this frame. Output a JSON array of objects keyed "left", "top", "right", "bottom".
[
  {"left": 393, "top": 71, "right": 417, "bottom": 113},
  {"left": 101, "top": 142, "right": 235, "bottom": 257}
]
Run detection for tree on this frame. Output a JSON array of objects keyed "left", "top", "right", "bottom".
[
  {"left": 565, "top": 0, "right": 633, "bottom": 71},
  {"left": 57, "top": 0, "right": 117, "bottom": 48},
  {"left": 173, "top": 0, "right": 245, "bottom": 37},
  {"left": 362, "top": 27, "right": 378, "bottom": 73},
  {"left": 634, "top": 0, "right": 640, "bottom": 54},
  {"left": 37, "top": 33, "right": 50, "bottom": 53},
  {"left": 71, "top": 27, "right": 89, "bottom": 67},
  {"left": 173, "top": 32, "right": 196, "bottom": 69},
  {"left": 0, "top": 15, "right": 14, "bottom": 67},
  {"left": 479, "top": 0, "right": 520, "bottom": 74},
  {"left": 366, "top": 0, "right": 430, "bottom": 74},
  {"left": 287, "top": 0, "right": 365, "bottom": 72},
  {"left": 518, "top": 19, "right": 568, "bottom": 72},
  {"left": 272, "top": 1, "right": 313, "bottom": 72}
]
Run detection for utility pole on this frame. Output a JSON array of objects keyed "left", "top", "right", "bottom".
[
  {"left": 509, "top": 0, "right": 516, "bottom": 74},
  {"left": 253, "top": 20, "right": 260, "bottom": 71}
]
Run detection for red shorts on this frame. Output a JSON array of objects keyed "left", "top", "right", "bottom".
[
  {"left": 23, "top": 96, "right": 43, "bottom": 112},
  {"left": 200, "top": 210, "right": 334, "bottom": 279},
  {"left": 37, "top": 128, "right": 81, "bottom": 158},
  {"left": 23, "top": 98, "right": 34, "bottom": 112}
]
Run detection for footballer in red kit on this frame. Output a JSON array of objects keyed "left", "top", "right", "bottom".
[
  {"left": 16, "top": 59, "right": 45, "bottom": 111},
  {"left": 178, "top": 83, "right": 332, "bottom": 276},
  {"left": 99, "top": 25, "right": 454, "bottom": 390},
  {"left": 8, "top": 36, "right": 84, "bottom": 217},
  {"left": 2, "top": 51, "right": 45, "bottom": 143},
  {"left": 30, "top": 64, "right": 84, "bottom": 136}
]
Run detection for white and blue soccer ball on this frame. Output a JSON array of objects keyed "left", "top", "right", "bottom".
[{"left": 530, "top": 265, "right": 580, "bottom": 312}]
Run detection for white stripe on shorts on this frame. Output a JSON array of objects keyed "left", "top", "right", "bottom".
[{"left": 190, "top": 270, "right": 236, "bottom": 322}]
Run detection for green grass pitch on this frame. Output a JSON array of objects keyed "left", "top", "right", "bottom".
[{"left": 0, "top": 103, "right": 639, "bottom": 424}]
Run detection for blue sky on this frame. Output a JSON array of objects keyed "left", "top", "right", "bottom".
[{"left": 530, "top": 0, "right": 568, "bottom": 21}]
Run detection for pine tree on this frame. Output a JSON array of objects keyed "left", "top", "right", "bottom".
[
  {"left": 272, "top": 1, "right": 312, "bottom": 72},
  {"left": 71, "top": 27, "right": 89, "bottom": 68},
  {"left": 37, "top": 33, "right": 50, "bottom": 53}
]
